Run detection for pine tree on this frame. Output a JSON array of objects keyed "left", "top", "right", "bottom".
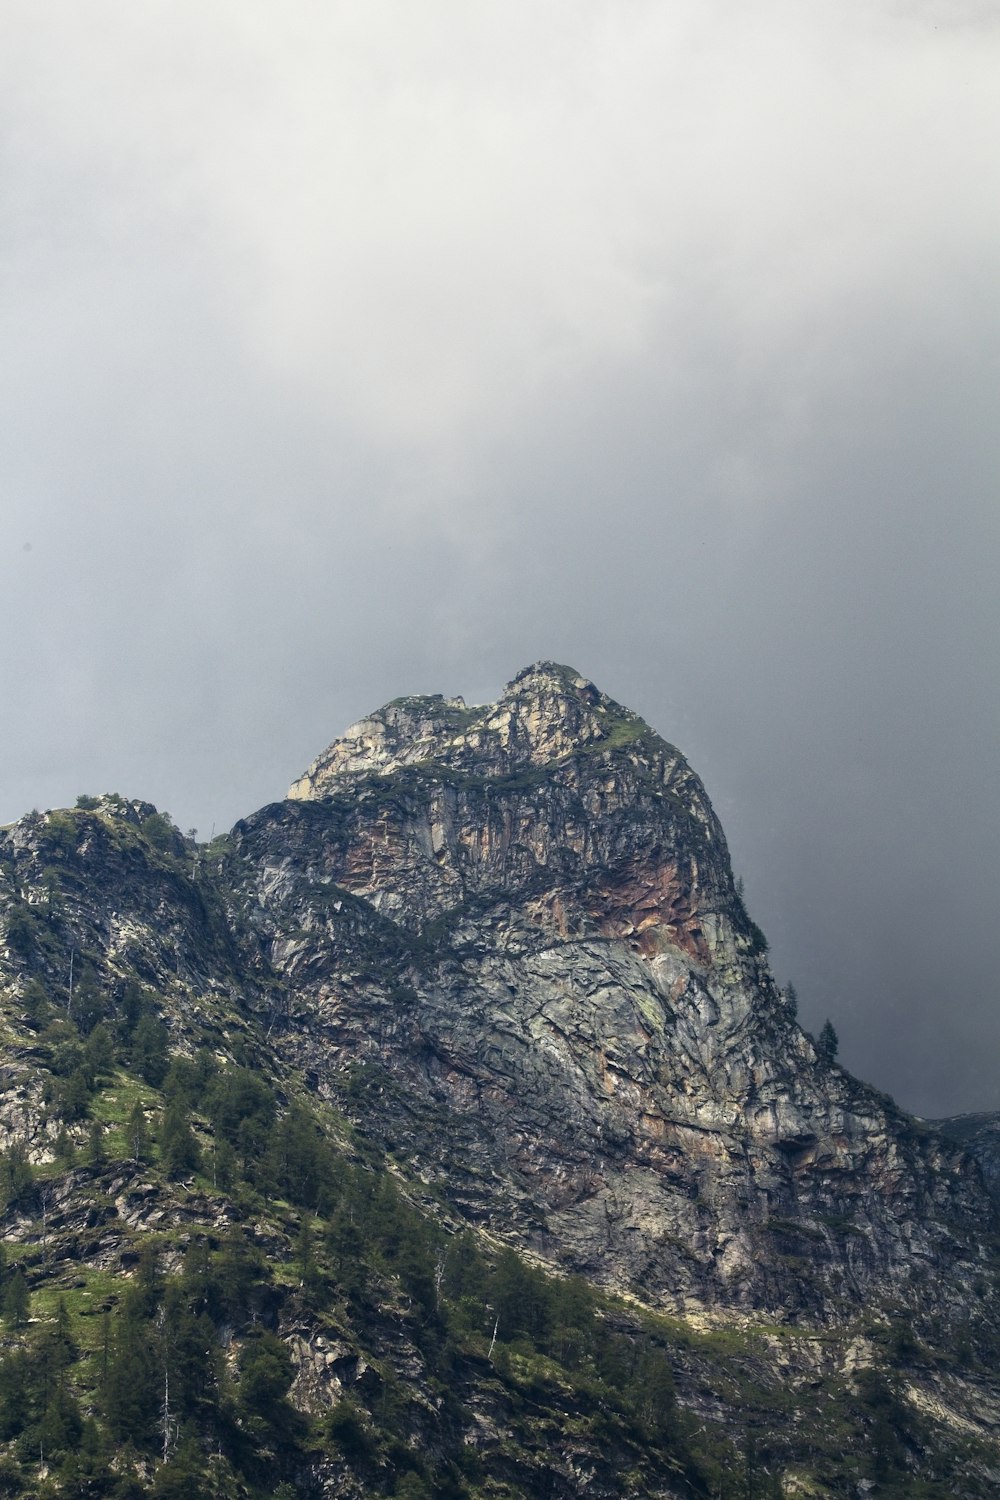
[
  {"left": 160, "top": 1100, "right": 200, "bottom": 1179},
  {"left": 0, "top": 1142, "right": 34, "bottom": 1209},
  {"left": 87, "top": 1120, "right": 106, "bottom": 1166},
  {"left": 210, "top": 1138, "right": 235, "bottom": 1191},
  {"left": 36, "top": 1385, "right": 83, "bottom": 1457},
  {"left": 3, "top": 1269, "right": 29, "bottom": 1329},
  {"left": 54, "top": 1125, "right": 75, "bottom": 1165},
  {"left": 53, "top": 1296, "right": 75, "bottom": 1356},
  {"left": 816, "top": 1019, "right": 839, "bottom": 1066},
  {"left": 85, "top": 1022, "right": 115, "bottom": 1078},
  {"left": 58, "top": 1067, "right": 92, "bottom": 1123},
  {"left": 131, "top": 1014, "right": 170, "bottom": 1087},
  {"left": 237, "top": 1331, "right": 295, "bottom": 1423},
  {"left": 101, "top": 1310, "right": 161, "bottom": 1445}
]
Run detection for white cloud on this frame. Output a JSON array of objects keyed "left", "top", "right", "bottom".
[{"left": 4, "top": 1, "right": 997, "bottom": 459}]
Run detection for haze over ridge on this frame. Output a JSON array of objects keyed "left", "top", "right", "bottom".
[{"left": 1, "top": 1, "right": 998, "bottom": 1117}]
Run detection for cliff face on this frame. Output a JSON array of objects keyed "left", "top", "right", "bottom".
[
  {"left": 226, "top": 663, "right": 992, "bottom": 1319},
  {"left": 2, "top": 662, "right": 1000, "bottom": 1497}
]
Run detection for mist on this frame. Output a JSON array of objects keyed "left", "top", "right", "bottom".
[{"left": 2, "top": 1, "right": 998, "bottom": 1116}]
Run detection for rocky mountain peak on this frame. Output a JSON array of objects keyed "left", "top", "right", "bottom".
[
  {"left": 3, "top": 666, "right": 1000, "bottom": 1495},
  {"left": 287, "top": 660, "right": 648, "bottom": 799}
]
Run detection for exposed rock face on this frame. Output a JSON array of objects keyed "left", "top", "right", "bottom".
[
  {"left": 226, "top": 662, "right": 993, "bottom": 1319},
  {"left": 935, "top": 1113, "right": 1000, "bottom": 1203},
  {"left": 3, "top": 661, "right": 1000, "bottom": 1495}
]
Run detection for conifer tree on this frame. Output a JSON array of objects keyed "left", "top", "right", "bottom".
[
  {"left": 87, "top": 1119, "right": 106, "bottom": 1166},
  {"left": 0, "top": 1142, "right": 34, "bottom": 1209},
  {"left": 102, "top": 1310, "right": 160, "bottom": 1445},
  {"left": 160, "top": 1100, "right": 200, "bottom": 1179},
  {"left": 3, "top": 1269, "right": 29, "bottom": 1329},
  {"left": 36, "top": 1385, "right": 82, "bottom": 1457},
  {"left": 54, "top": 1125, "right": 75, "bottom": 1165},
  {"left": 132, "top": 1014, "right": 170, "bottom": 1087},
  {"left": 58, "top": 1067, "right": 91, "bottom": 1122},
  {"left": 85, "top": 1021, "right": 115, "bottom": 1078},
  {"left": 816, "top": 1019, "right": 839, "bottom": 1066}
]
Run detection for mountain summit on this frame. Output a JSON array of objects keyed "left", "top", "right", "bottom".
[
  {"left": 287, "top": 662, "right": 647, "bottom": 795},
  {"left": 235, "top": 665, "right": 989, "bottom": 1316},
  {"left": 1, "top": 664, "right": 998, "bottom": 1497}
]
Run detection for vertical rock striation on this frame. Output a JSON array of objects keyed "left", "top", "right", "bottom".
[{"left": 227, "top": 663, "right": 993, "bottom": 1319}]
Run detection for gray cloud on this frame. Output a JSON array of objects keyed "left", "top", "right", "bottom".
[{"left": 2, "top": 1, "right": 998, "bottom": 1115}]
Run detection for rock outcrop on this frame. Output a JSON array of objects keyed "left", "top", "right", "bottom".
[
  {"left": 226, "top": 662, "right": 994, "bottom": 1320},
  {"left": 936, "top": 1112, "right": 1000, "bottom": 1203},
  {"left": 3, "top": 662, "right": 1000, "bottom": 1496}
]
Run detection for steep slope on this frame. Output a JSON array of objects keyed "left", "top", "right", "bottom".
[
  {"left": 935, "top": 1112, "right": 1000, "bottom": 1202},
  {"left": 0, "top": 794, "right": 727, "bottom": 1499},
  {"left": 227, "top": 663, "right": 993, "bottom": 1323},
  {"left": 1, "top": 662, "right": 998, "bottom": 1498}
]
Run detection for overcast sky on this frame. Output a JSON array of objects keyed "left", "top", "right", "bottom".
[{"left": 2, "top": 1, "right": 998, "bottom": 1117}]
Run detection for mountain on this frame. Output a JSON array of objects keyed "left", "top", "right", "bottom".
[{"left": 1, "top": 661, "right": 998, "bottom": 1499}]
